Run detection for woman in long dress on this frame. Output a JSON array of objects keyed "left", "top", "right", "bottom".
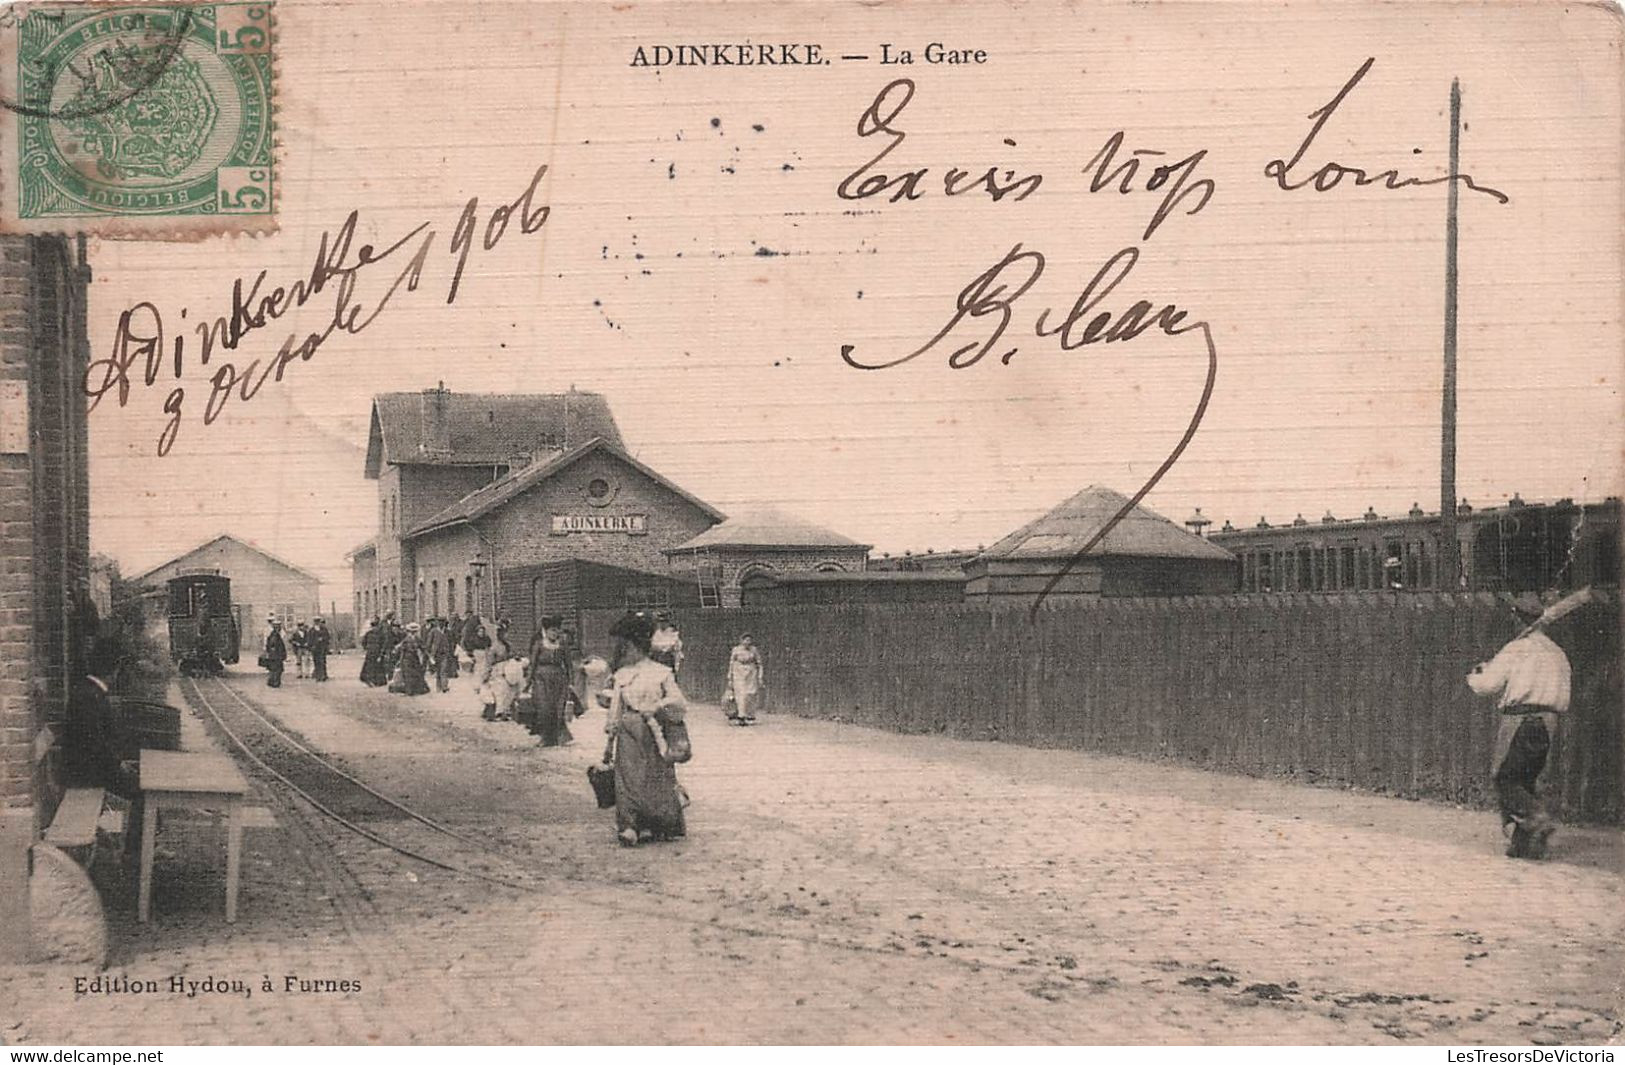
[
  {"left": 359, "top": 617, "right": 388, "bottom": 686},
  {"left": 527, "top": 615, "right": 577, "bottom": 746},
  {"left": 395, "top": 623, "right": 431, "bottom": 696},
  {"left": 725, "top": 634, "right": 764, "bottom": 724},
  {"left": 601, "top": 612, "right": 687, "bottom": 846}
]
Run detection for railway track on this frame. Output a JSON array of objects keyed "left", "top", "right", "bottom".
[{"left": 179, "top": 674, "right": 548, "bottom": 894}]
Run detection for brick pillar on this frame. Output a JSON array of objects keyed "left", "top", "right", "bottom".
[
  {"left": 0, "top": 234, "right": 90, "bottom": 964},
  {"left": 0, "top": 235, "right": 37, "bottom": 963}
]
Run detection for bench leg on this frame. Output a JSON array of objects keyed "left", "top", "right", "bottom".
[
  {"left": 225, "top": 802, "right": 242, "bottom": 924},
  {"left": 137, "top": 800, "right": 157, "bottom": 923}
]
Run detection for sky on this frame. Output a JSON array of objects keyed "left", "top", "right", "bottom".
[{"left": 83, "top": 0, "right": 1624, "bottom": 601}]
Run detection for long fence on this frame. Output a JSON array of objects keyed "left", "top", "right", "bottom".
[{"left": 582, "top": 593, "right": 1622, "bottom": 823}]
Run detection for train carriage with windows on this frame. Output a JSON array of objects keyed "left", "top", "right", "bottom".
[{"left": 166, "top": 572, "right": 240, "bottom": 676}]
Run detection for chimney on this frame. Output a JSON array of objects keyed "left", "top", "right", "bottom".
[{"left": 423, "top": 382, "right": 451, "bottom": 455}]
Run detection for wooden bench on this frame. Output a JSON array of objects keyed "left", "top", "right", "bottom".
[{"left": 35, "top": 726, "right": 128, "bottom": 869}]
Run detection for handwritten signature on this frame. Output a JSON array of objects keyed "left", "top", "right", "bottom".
[{"left": 84, "top": 164, "right": 552, "bottom": 456}]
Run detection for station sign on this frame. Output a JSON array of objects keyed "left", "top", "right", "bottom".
[{"left": 551, "top": 513, "right": 648, "bottom": 535}]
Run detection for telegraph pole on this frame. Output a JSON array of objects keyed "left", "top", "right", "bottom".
[{"left": 1439, "top": 78, "right": 1462, "bottom": 587}]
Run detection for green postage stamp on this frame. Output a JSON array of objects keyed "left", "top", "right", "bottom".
[{"left": 0, "top": 2, "right": 275, "bottom": 238}]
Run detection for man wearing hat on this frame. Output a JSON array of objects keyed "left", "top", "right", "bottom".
[
  {"left": 261, "top": 617, "right": 288, "bottom": 688},
  {"left": 308, "top": 616, "right": 331, "bottom": 682},
  {"left": 1467, "top": 594, "right": 1571, "bottom": 859}
]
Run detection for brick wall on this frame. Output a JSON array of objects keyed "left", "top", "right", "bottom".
[
  {"left": 673, "top": 546, "right": 870, "bottom": 607},
  {"left": 0, "top": 234, "right": 91, "bottom": 962},
  {"left": 401, "top": 448, "right": 720, "bottom": 622},
  {"left": 403, "top": 524, "right": 479, "bottom": 618},
  {"left": 481, "top": 450, "right": 718, "bottom": 575}
]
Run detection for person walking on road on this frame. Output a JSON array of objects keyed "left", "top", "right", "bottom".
[
  {"left": 527, "top": 614, "right": 577, "bottom": 747},
  {"left": 359, "top": 616, "right": 388, "bottom": 687},
  {"left": 462, "top": 613, "right": 496, "bottom": 718},
  {"left": 486, "top": 620, "right": 515, "bottom": 719},
  {"left": 261, "top": 618, "right": 287, "bottom": 688},
  {"left": 394, "top": 622, "right": 432, "bottom": 696},
  {"left": 724, "top": 633, "right": 764, "bottom": 725},
  {"left": 308, "top": 616, "right": 331, "bottom": 682},
  {"left": 1467, "top": 593, "right": 1571, "bottom": 860},
  {"left": 427, "top": 618, "right": 455, "bottom": 693},
  {"left": 599, "top": 611, "right": 689, "bottom": 846}
]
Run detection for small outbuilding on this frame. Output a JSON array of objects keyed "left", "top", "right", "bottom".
[
  {"left": 964, "top": 485, "right": 1237, "bottom": 602},
  {"left": 666, "top": 507, "right": 872, "bottom": 607}
]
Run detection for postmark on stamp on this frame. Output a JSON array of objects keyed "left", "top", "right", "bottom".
[{"left": 0, "top": 2, "right": 275, "bottom": 238}]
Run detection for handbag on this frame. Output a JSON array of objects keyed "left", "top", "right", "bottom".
[
  {"left": 587, "top": 734, "right": 616, "bottom": 808},
  {"left": 257, "top": 655, "right": 271, "bottom": 669},
  {"left": 587, "top": 764, "right": 616, "bottom": 808},
  {"left": 661, "top": 718, "right": 693, "bottom": 764}
]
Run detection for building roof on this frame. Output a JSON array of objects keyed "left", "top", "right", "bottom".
[
  {"left": 979, "top": 486, "right": 1234, "bottom": 562},
  {"left": 667, "top": 506, "right": 872, "bottom": 553},
  {"left": 742, "top": 569, "right": 964, "bottom": 585},
  {"left": 364, "top": 389, "right": 624, "bottom": 478},
  {"left": 346, "top": 538, "right": 377, "bottom": 560},
  {"left": 130, "top": 533, "right": 323, "bottom": 585},
  {"left": 1209, "top": 495, "right": 1619, "bottom": 540},
  {"left": 405, "top": 437, "right": 726, "bottom": 539}
]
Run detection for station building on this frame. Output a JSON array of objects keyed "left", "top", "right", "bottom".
[{"left": 351, "top": 387, "right": 726, "bottom": 646}]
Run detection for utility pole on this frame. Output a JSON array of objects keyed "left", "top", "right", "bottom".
[{"left": 1439, "top": 77, "right": 1462, "bottom": 588}]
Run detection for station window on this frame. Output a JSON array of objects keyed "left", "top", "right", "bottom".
[{"left": 624, "top": 586, "right": 671, "bottom": 612}]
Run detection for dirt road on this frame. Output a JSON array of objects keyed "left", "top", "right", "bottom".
[{"left": 6, "top": 666, "right": 1621, "bottom": 1044}]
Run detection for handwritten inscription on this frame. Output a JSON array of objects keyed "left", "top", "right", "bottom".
[
  {"left": 835, "top": 57, "right": 1508, "bottom": 612},
  {"left": 85, "top": 165, "right": 552, "bottom": 456},
  {"left": 1264, "top": 57, "right": 1509, "bottom": 204},
  {"left": 836, "top": 79, "right": 1042, "bottom": 203}
]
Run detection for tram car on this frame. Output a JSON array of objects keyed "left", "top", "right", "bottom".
[{"left": 166, "top": 573, "right": 240, "bottom": 676}]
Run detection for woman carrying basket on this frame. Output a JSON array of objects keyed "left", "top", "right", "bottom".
[{"left": 597, "top": 611, "right": 690, "bottom": 847}]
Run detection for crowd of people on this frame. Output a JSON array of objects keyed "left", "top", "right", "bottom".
[
  {"left": 263, "top": 606, "right": 786, "bottom": 850},
  {"left": 258, "top": 616, "right": 332, "bottom": 687}
]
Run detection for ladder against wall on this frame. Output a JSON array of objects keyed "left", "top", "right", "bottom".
[{"left": 694, "top": 551, "right": 722, "bottom": 609}]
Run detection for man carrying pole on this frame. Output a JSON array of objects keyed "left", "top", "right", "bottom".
[{"left": 1466, "top": 592, "right": 1578, "bottom": 860}]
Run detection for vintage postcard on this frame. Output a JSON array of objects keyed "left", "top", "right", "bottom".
[{"left": 0, "top": 0, "right": 1621, "bottom": 1049}]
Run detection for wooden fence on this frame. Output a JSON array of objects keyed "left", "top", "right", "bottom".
[{"left": 581, "top": 593, "right": 1622, "bottom": 823}]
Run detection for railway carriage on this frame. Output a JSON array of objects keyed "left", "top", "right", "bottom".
[{"left": 166, "top": 573, "right": 240, "bottom": 675}]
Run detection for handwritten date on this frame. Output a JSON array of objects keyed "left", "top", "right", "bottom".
[{"left": 85, "top": 164, "right": 552, "bottom": 456}]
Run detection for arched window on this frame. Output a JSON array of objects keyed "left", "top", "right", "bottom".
[
  {"left": 814, "top": 561, "right": 848, "bottom": 573},
  {"left": 736, "top": 563, "right": 778, "bottom": 587}
]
